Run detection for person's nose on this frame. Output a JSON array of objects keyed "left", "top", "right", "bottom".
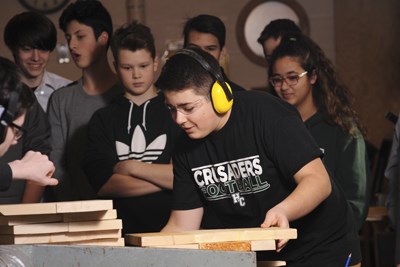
[
  {"left": 132, "top": 68, "right": 141, "bottom": 79},
  {"left": 174, "top": 110, "right": 187, "bottom": 126},
  {"left": 31, "top": 49, "right": 40, "bottom": 61},
  {"left": 281, "top": 78, "right": 290, "bottom": 91}
]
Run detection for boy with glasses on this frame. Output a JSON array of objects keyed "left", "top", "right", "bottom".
[
  {"left": 156, "top": 47, "right": 361, "bottom": 266},
  {"left": 0, "top": 56, "right": 58, "bottom": 191}
]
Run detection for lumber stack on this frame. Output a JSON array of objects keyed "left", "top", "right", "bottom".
[
  {"left": 126, "top": 227, "right": 296, "bottom": 252},
  {"left": 0, "top": 200, "right": 123, "bottom": 246}
]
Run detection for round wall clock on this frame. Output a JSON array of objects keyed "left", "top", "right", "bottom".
[
  {"left": 236, "top": 0, "right": 309, "bottom": 67},
  {"left": 19, "top": 0, "right": 69, "bottom": 14}
]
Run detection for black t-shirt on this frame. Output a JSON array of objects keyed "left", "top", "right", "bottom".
[{"left": 172, "top": 91, "right": 361, "bottom": 266}]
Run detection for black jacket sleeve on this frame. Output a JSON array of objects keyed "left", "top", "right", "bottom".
[{"left": 0, "top": 162, "right": 12, "bottom": 191}]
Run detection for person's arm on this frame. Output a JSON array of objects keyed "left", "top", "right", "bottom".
[
  {"left": 98, "top": 173, "right": 163, "bottom": 197},
  {"left": 8, "top": 151, "right": 58, "bottom": 186},
  {"left": 161, "top": 207, "right": 204, "bottom": 232},
  {"left": 113, "top": 160, "right": 173, "bottom": 190},
  {"left": 21, "top": 183, "right": 44, "bottom": 203},
  {"left": 20, "top": 99, "right": 51, "bottom": 201},
  {"left": 84, "top": 108, "right": 173, "bottom": 197},
  {"left": 22, "top": 99, "right": 51, "bottom": 155},
  {"left": 0, "top": 162, "right": 13, "bottom": 191},
  {"left": 47, "top": 92, "right": 68, "bottom": 183},
  {"left": 336, "top": 135, "right": 368, "bottom": 230},
  {"left": 261, "top": 157, "right": 331, "bottom": 251}
]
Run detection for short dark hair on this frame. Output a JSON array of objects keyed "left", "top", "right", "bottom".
[
  {"left": 59, "top": 0, "right": 113, "bottom": 47},
  {"left": 0, "top": 57, "right": 35, "bottom": 120},
  {"left": 257, "top": 19, "right": 301, "bottom": 45},
  {"left": 183, "top": 14, "right": 226, "bottom": 48},
  {"left": 156, "top": 47, "right": 220, "bottom": 97},
  {"left": 4, "top": 11, "right": 57, "bottom": 55},
  {"left": 111, "top": 21, "right": 156, "bottom": 62}
]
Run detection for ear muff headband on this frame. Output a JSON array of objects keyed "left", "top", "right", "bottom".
[{"left": 176, "top": 49, "right": 233, "bottom": 114}]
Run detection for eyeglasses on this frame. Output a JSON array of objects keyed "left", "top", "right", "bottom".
[
  {"left": 269, "top": 71, "right": 308, "bottom": 88},
  {"left": 8, "top": 122, "right": 26, "bottom": 140},
  {"left": 166, "top": 99, "right": 204, "bottom": 115}
]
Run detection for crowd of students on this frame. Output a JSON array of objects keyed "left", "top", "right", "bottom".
[{"left": 1, "top": 0, "right": 395, "bottom": 266}]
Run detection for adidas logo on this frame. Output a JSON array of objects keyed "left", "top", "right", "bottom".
[{"left": 116, "top": 125, "right": 166, "bottom": 162}]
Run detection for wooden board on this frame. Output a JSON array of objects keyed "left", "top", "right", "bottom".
[
  {"left": 58, "top": 238, "right": 125, "bottom": 247},
  {"left": 0, "top": 222, "right": 68, "bottom": 235},
  {"left": 0, "top": 229, "right": 121, "bottom": 245},
  {"left": 0, "top": 219, "right": 122, "bottom": 235},
  {"left": 0, "top": 214, "right": 62, "bottom": 226},
  {"left": 68, "top": 219, "right": 122, "bottom": 232},
  {"left": 0, "top": 203, "right": 56, "bottom": 216},
  {"left": 56, "top": 200, "right": 113, "bottom": 214},
  {"left": 0, "top": 209, "right": 117, "bottom": 226},
  {"left": 0, "top": 200, "right": 113, "bottom": 216},
  {"left": 62, "top": 209, "right": 117, "bottom": 222},
  {"left": 126, "top": 227, "right": 296, "bottom": 247},
  {"left": 150, "top": 240, "right": 275, "bottom": 251}
]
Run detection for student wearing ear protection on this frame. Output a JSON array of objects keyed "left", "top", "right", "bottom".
[
  {"left": 0, "top": 57, "right": 58, "bottom": 191},
  {"left": 156, "top": 47, "right": 361, "bottom": 267}
]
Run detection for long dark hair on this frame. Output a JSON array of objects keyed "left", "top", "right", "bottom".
[{"left": 269, "top": 34, "right": 366, "bottom": 137}]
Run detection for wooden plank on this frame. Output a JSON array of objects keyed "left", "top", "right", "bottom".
[
  {"left": 0, "top": 200, "right": 113, "bottom": 216},
  {"left": 62, "top": 209, "right": 117, "bottom": 222},
  {"left": 0, "top": 203, "right": 57, "bottom": 216},
  {"left": 250, "top": 240, "right": 276, "bottom": 251},
  {"left": 366, "top": 206, "right": 388, "bottom": 221},
  {"left": 61, "top": 238, "right": 125, "bottom": 247},
  {"left": 0, "top": 222, "right": 68, "bottom": 235},
  {"left": 148, "top": 240, "right": 275, "bottom": 251},
  {"left": 68, "top": 219, "right": 122, "bottom": 232},
  {"left": 0, "top": 214, "right": 62, "bottom": 226},
  {"left": 0, "top": 229, "right": 121, "bottom": 245},
  {"left": 0, "top": 219, "right": 122, "bottom": 235},
  {"left": 199, "top": 241, "right": 251, "bottom": 251},
  {"left": 149, "top": 243, "right": 199, "bottom": 249},
  {"left": 126, "top": 227, "right": 296, "bottom": 247},
  {"left": 56, "top": 200, "right": 113, "bottom": 213}
]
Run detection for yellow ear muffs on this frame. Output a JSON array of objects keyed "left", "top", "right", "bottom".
[
  {"left": 211, "top": 80, "right": 233, "bottom": 114},
  {"left": 175, "top": 48, "right": 234, "bottom": 114}
]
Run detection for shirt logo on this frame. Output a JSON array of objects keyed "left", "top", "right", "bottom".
[
  {"left": 191, "top": 155, "right": 270, "bottom": 206},
  {"left": 116, "top": 125, "right": 166, "bottom": 162}
]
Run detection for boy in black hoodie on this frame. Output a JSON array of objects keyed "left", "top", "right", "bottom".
[{"left": 84, "top": 21, "right": 180, "bottom": 235}]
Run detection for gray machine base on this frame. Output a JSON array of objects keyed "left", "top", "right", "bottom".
[{"left": 0, "top": 245, "right": 257, "bottom": 267}]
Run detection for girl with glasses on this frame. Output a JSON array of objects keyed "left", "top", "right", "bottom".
[{"left": 269, "top": 34, "right": 368, "bottom": 247}]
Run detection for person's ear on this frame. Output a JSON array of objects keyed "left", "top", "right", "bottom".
[
  {"left": 310, "top": 69, "right": 317, "bottom": 85},
  {"left": 153, "top": 56, "right": 159, "bottom": 72},
  {"left": 98, "top": 32, "right": 109, "bottom": 46}
]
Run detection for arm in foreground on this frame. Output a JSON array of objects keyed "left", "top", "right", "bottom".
[
  {"left": 8, "top": 151, "right": 58, "bottom": 186},
  {"left": 261, "top": 158, "right": 331, "bottom": 252},
  {"left": 161, "top": 207, "right": 204, "bottom": 232}
]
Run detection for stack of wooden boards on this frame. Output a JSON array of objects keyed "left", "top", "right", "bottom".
[
  {"left": 0, "top": 200, "right": 123, "bottom": 246},
  {"left": 126, "top": 227, "right": 297, "bottom": 252}
]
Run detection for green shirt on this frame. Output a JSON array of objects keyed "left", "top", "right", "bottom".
[{"left": 305, "top": 112, "right": 368, "bottom": 230}]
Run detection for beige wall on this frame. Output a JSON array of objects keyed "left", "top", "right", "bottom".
[
  {"left": 335, "top": 0, "right": 400, "bottom": 148},
  {"left": 0, "top": 0, "right": 334, "bottom": 87},
  {"left": 1, "top": 0, "right": 397, "bottom": 147}
]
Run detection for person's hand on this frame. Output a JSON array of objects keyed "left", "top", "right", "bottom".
[
  {"left": 261, "top": 206, "right": 290, "bottom": 252},
  {"left": 8, "top": 151, "right": 58, "bottom": 186},
  {"left": 113, "top": 159, "right": 135, "bottom": 175}
]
